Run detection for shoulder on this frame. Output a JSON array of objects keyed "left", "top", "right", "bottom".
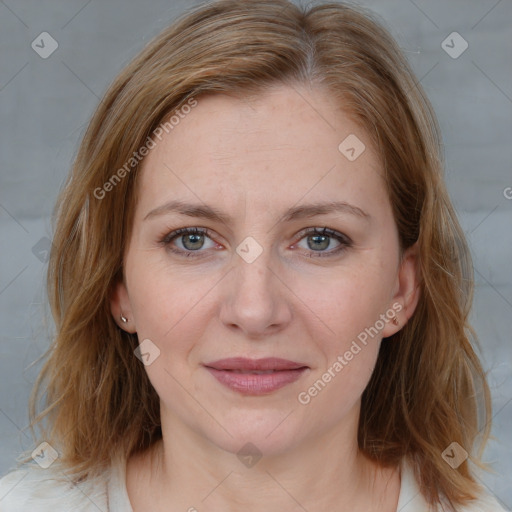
[
  {"left": 0, "top": 464, "right": 108, "bottom": 512},
  {"left": 398, "top": 459, "right": 509, "bottom": 512},
  {"left": 453, "top": 493, "right": 509, "bottom": 512}
]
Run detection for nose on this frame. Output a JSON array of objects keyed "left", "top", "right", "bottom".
[{"left": 219, "top": 248, "right": 293, "bottom": 339}]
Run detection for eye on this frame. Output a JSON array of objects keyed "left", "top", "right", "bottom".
[
  {"left": 159, "top": 226, "right": 352, "bottom": 259},
  {"left": 293, "top": 227, "right": 352, "bottom": 257},
  {"left": 160, "top": 227, "right": 220, "bottom": 255}
]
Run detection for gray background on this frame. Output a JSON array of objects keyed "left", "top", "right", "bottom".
[{"left": 0, "top": 0, "right": 511, "bottom": 509}]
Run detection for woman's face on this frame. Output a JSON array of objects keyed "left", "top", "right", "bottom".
[{"left": 112, "top": 84, "right": 418, "bottom": 457}]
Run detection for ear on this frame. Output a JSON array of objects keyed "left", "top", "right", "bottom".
[
  {"left": 110, "top": 278, "right": 137, "bottom": 333},
  {"left": 381, "top": 241, "right": 420, "bottom": 338}
]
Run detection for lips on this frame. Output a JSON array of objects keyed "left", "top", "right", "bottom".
[
  {"left": 205, "top": 357, "right": 308, "bottom": 372},
  {"left": 204, "top": 357, "right": 309, "bottom": 395}
]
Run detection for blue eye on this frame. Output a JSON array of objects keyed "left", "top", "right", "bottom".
[
  {"left": 160, "top": 226, "right": 352, "bottom": 258},
  {"left": 294, "top": 227, "right": 352, "bottom": 257},
  {"left": 161, "top": 227, "right": 217, "bottom": 255}
]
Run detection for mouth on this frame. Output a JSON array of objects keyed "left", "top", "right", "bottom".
[{"left": 203, "top": 357, "right": 309, "bottom": 395}]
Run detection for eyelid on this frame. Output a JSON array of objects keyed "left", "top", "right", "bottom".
[
  {"left": 160, "top": 226, "right": 216, "bottom": 245},
  {"left": 293, "top": 226, "right": 352, "bottom": 245},
  {"left": 291, "top": 226, "right": 353, "bottom": 257},
  {"left": 159, "top": 227, "right": 222, "bottom": 259},
  {"left": 160, "top": 226, "right": 353, "bottom": 258}
]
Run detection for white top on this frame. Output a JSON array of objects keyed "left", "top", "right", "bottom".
[{"left": 0, "top": 456, "right": 507, "bottom": 511}]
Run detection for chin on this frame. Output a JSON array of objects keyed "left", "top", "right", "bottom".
[{"left": 200, "top": 410, "right": 306, "bottom": 459}]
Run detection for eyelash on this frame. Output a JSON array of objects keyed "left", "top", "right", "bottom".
[{"left": 159, "top": 226, "right": 352, "bottom": 259}]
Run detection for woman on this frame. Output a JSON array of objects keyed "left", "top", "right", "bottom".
[{"left": 0, "top": 1, "right": 506, "bottom": 510}]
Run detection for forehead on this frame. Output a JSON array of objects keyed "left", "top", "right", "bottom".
[{"left": 136, "top": 84, "right": 388, "bottom": 219}]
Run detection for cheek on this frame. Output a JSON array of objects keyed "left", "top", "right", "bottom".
[
  {"left": 303, "top": 345, "right": 379, "bottom": 424},
  {"left": 126, "top": 261, "right": 215, "bottom": 399},
  {"left": 296, "top": 275, "right": 385, "bottom": 416},
  {"left": 294, "top": 259, "right": 395, "bottom": 347},
  {"left": 126, "top": 255, "right": 215, "bottom": 347}
]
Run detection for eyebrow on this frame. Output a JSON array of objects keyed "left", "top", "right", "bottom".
[{"left": 143, "top": 199, "right": 370, "bottom": 223}]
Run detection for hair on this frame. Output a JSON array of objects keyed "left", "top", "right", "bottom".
[{"left": 20, "top": 0, "right": 492, "bottom": 509}]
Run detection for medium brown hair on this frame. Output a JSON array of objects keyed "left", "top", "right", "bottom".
[{"left": 21, "top": 1, "right": 491, "bottom": 508}]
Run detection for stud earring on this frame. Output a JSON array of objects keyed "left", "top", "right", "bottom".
[
  {"left": 392, "top": 316, "right": 399, "bottom": 326},
  {"left": 120, "top": 314, "right": 128, "bottom": 323}
]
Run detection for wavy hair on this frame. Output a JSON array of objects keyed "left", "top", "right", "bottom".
[{"left": 21, "top": 1, "right": 491, "bottom": 508}]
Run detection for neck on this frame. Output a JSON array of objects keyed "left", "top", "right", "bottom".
[{"left": 127, "top": 404, "right": 400, "bottom": 512}]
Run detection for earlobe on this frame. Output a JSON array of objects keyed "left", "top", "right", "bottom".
[
  {"left": 381, "top": 241, "right": 420, "bottom": 337},
  {"left": 110, "top": 279, "right": 136, "bottom": 333}
]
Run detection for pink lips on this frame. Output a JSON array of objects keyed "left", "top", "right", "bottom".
[{"left": 204, "top": 357, "right": 309, "bottom": 395}]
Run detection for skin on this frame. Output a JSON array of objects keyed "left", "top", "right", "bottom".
[{"left": 111, "top": 83, "right": 420, "bottom": 512}]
